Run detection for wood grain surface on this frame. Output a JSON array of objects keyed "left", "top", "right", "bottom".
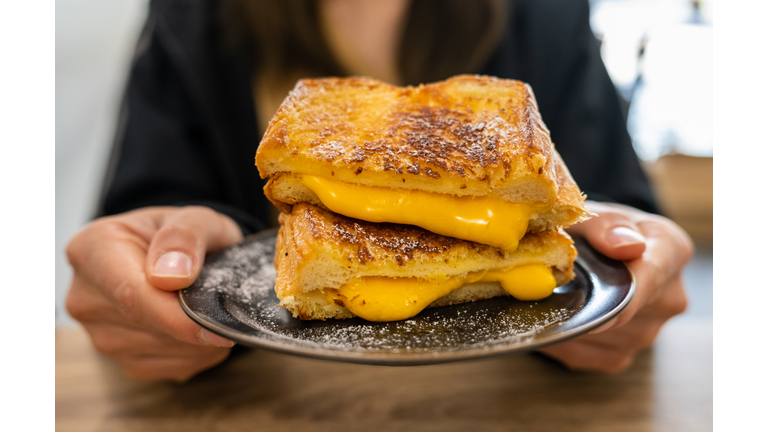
[{"left": 56, "top": 316, "right": 712, "bottom": 432}]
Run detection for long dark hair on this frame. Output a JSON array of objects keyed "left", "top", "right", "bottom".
[{"left": 222, "top": 0, "right": 509, "bottom": 85}]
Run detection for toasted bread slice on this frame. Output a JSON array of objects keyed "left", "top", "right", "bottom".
[
  {"left": 275, "top": 203, "right": 577, "bottom": 320},
  {"left": 256, "top": 75, "right": 590, "bottom": 227}
]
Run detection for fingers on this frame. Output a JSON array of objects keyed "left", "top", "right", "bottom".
[
  {"left": 538, "top": 202, "right": 694, "bottom": 373},
  {"left": 541, "top": 275, "right": 688, "bottom": 372},
  {"left": 538, "top": 340, "right": 634, "bottom": 373},
  {"left": 582, "top": 315, "right": 665, "bottom": 353},
  {"left": 66, "top": 273, "right": 125, "bottom": 325},
  {"left": 567, "top": 202, "right": 646, "bottom": 261},
  {"left": 540, "top": 294, "right": 681, "bottom": 373},
  {"left": 114, "top": 282, "right": 235, "bottom": 348},
  {"left": 120, "top": 350, "right": 232, "bottom": 383},
  {"left": 643, "top": 276, "right": 688, "bottom": 319},
  {"left": 540, "top": 314, "right": 665, "bottom": 372},
  {"left": 601, "top": 224, "right": 690, "bottom": 332},
  {"left": 567, "top": 202, "right": 693, "bottom": 334},
  {"left": 67, "top": 213, "right": 236, "bottom": 348},
  {"left": 66, "top": 207, "right": 239, "bottom": 381},
  {"left": 85, "top": 322, "right": 230, "bottom": 359},
  {"left": 71, "top": 269, "right": 234, "bottom": 348},
  {"left": 146, "top": 206, "right": 243, "bottom": 291}
]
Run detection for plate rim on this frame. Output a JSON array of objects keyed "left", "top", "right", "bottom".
[{"left": 179, "top": 230, "right": 635, "bottom": 366}]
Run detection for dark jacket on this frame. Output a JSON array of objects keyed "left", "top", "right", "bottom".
[{"left": 100, "top": 0, "right": 657, "bottom": 235}]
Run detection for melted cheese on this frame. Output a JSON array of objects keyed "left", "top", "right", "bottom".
[
  {"left": 301, "top": 175, "right": 532, "bottom": 252},
  {"left": 479, "top": 265, "right": 558, "bottom": 301},
  {"left": 332, "top": 264, "right": 556, "bottom": 321}
]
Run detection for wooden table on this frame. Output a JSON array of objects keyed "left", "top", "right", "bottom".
[{"left": 56, "top": 313, "right": 712, "bottom": 432}]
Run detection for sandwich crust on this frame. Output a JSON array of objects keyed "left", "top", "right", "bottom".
[
  {"left": 256, "top": 75, "right": 590, "bottom": 214},
  {"left": 275, "top": 203, "right": 577, "bottom": 320}
]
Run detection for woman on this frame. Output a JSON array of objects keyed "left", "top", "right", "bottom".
[{"left": 66, "top": 0, "right": 692, "bottom": 381}]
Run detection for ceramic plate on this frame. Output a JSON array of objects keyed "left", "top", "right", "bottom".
[{"left": 179, "top": 229, "right": 634, "bottom": 365}]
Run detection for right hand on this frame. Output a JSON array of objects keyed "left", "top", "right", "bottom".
[{"left": 66, "top": 206, "right": 243, "bottom": 382}]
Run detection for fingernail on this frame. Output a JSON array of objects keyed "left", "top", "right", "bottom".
[
  {"left": 605, "top": 226, "right": 646, "bottom": 248},
  {"left": 199, "top": 329, "right": 235, "bottom": 347},
  {"left": 153, "top": 252, "right": 192, "bottom": 278}
]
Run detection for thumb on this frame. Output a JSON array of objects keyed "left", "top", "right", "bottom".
[
  {"left": 146, "top": 206, "right": 243, "bottom": 291},
  {"left": 567, "top": 202, "right": 646, "bottom": 261}
]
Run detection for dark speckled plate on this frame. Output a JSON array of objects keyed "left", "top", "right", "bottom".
[{"left": 179, "top": 229, "right": 634, "bottom": 366}]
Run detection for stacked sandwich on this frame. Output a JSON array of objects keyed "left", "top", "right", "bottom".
[{"left": 255, "top": 75, "right": 591, "bottom": 322}]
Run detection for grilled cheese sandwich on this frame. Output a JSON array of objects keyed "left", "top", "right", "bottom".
[{"left": 256, "top": 75, "right": 590, "bottom": 321}]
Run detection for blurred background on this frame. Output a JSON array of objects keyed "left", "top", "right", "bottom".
[{"left": 55, "top": 0, "right": 713, "bottom": 326}]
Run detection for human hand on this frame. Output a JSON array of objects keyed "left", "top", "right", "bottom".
[
  {"left": 66, "top": 206, "right": 243, "bottom": 382},
  {"left": 538, "top": 201, "right": 693, "bottom": 372}
]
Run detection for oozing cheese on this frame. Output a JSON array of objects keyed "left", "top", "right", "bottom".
[
  {"left": 301, "top": 175, "right": 532, "bottom": 252},
  {"left": 331, "top": 264, "right": 556, "bottom": 321}
]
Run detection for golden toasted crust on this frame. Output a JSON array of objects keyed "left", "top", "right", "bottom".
[
  {"left": 256, "top": 75, "right": 589, "bottom": 211},
  {"left": 275, "top": 203, "right": 577, "bottom": 320}
]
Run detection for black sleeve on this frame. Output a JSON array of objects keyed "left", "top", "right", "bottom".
[
  {"left": 485, "top": 0, "right": 659, "bottom": 214},
  {"left": 97, "top": 7, "right": 269, "bottom": 235}
]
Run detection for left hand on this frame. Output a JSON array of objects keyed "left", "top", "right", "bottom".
[{"left": 538, "top": 201, "right": 693, "bottom": 372}]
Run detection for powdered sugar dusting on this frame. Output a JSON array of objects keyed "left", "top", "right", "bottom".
[
  {"left": 259, "top": 305, "right": 576, "bottom": 352},
  {"left": 195, "top": 236, "right": 276, "bottom": 304}
]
